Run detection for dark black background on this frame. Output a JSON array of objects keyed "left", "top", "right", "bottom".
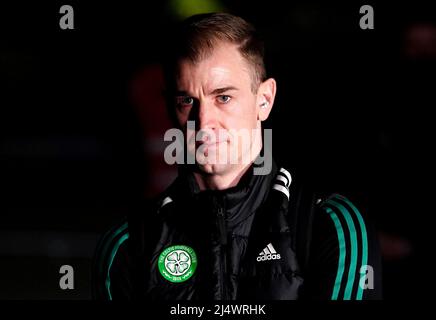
[{"left": 0, "top": 0, "right": 435, "bottom": 299}]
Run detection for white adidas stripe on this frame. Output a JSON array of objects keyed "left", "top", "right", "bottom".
[
  {"left": 272, "top": 168, "right": 292, "bottom": 199},
  {"left": 279, "top": 168, "right": 292, "bottom": 186},
  {"left": 276, "top": 175, "right": 289, "bottom": 187},
  {"left": 161, "top": 196, "right": 173, "bottom": 208},
  {"left": 273, "top": 184, "right": 290, "bottom": 200}
]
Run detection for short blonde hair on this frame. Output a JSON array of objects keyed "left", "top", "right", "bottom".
[{"left": 164, "top": 12, "right": 266, "bottom": 93}]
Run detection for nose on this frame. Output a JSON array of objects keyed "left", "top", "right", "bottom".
[
  {"left": 196, "top": 100, "right": 217, "bottom": 131},
  {"left": 193, "top": 100, "right": 221, "bottom": 145}
]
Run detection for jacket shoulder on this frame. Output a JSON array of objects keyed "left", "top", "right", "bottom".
[{"left": 304, "top": 193, "right": 382, "bottom": 300}]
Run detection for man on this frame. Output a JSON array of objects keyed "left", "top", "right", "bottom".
[{"left": 92, "top": 13, "right": 382, "bottom": 300}]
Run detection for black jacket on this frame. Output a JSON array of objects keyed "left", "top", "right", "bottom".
[{"left": 93, "top": 161, "right": 382, "bottom": 300}]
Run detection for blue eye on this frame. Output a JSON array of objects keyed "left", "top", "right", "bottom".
[{"left": 217, "top": 95, "right": 231, "bottom": 104}]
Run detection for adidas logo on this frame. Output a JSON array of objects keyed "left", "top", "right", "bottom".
[{"left": 256, "top": 243, "right": 281, "bottom": 262}]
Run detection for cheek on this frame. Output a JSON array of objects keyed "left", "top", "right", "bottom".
[
  {"left": 186, "top": 129, "right": 196, "bottom": 146},
  {"left": 175, "top": 109, "right": 189, "bottom": 127},
  {"left": 227, "top": 101, "right": 258, "bottom": 129}
]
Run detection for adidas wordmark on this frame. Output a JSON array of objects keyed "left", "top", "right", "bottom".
[{"left": 256, "top": 243, "right": 281, "bottom": 262}]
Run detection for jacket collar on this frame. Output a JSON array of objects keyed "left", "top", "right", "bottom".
[{"left": 172, "top": 158, "right": 278, "bottom": 226}]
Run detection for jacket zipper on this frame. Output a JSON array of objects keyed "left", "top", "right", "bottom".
[
  {"left": 217, "top": 207, "right": 227, "bottom": 246},
  {"left": 216, "top": 205, "right": 228, "bottom": 300}
]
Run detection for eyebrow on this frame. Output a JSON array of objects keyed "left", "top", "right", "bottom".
[
  {"left": 174, "top": 91, "right": 189, "bottom": 97},
  {"left": 174, "top": 86, "right": 238, "bottom": 97},
  {"left": 210, "top": 86, "right": 238, "bottom": 95}
]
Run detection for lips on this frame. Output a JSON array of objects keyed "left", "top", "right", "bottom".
[
  {"left": 196, "top": 140, "right": 225, "bottom": 148},
  {"left": 188, "top": 129, "right": 231, "bottom": 150}
]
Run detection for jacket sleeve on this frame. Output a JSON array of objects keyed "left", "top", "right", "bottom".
[
  {"left": 300, "top": 194, "right": 383, "bottom": 300},
  {"left": 91, "top": 219, "right": 133, "bottom": 300}
]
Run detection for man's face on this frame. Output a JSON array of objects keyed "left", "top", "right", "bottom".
[{"left": 174, "top": 41, "right": 262, "bottom": 176}]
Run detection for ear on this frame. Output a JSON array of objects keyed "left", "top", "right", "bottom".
[{"left": 256, "top": 78, "right": 276, "bottom": 121}]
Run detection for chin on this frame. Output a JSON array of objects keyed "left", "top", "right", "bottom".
[
  {"left": 196, "top": 163, "right": 228, "bottom": 175},
  {"left": 194, "top": 144, "right": 249, "bottom": 176}
]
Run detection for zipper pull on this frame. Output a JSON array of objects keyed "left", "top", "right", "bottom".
[{"left": 217, "top": 207, "right": 227, "bottom": 246}]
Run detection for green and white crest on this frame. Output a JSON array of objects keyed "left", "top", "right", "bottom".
[{"left": 158, "top": 245, "right": 197, "bottom": 283}]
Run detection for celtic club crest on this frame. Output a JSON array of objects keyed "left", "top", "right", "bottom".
[{"left": 158, "top": 245, "right": 197, "bottom": 283}]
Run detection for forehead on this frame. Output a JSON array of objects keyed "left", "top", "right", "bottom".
[{"left": 175, "top": 42, "right": 252, "bottom": 90}]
